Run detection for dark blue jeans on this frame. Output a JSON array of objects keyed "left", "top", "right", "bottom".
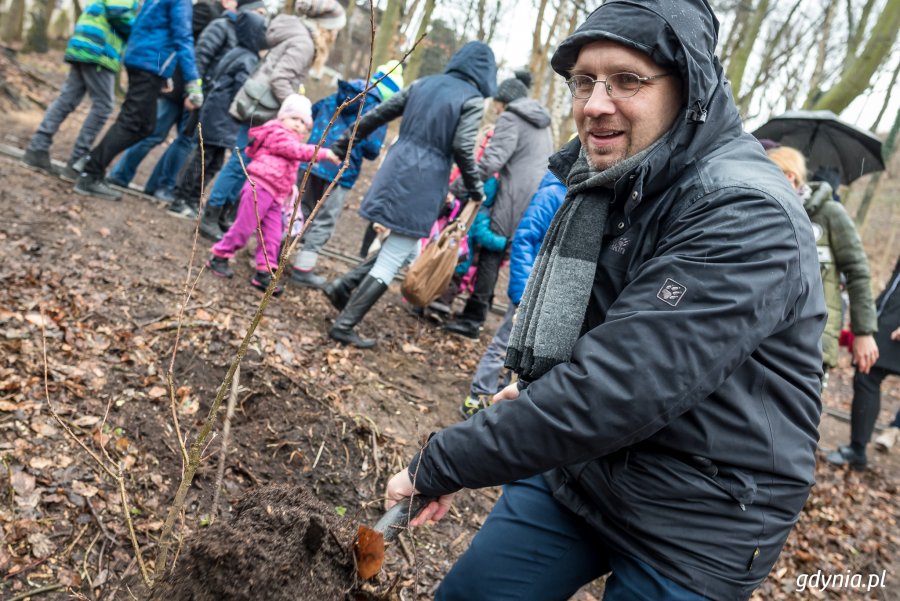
[
  {"left": 109, "top": 96, "right": 184, "bottom": 186},
  {"left": 436, "top": 476, "right": 710, "bottom": 601},
  {"left": 206, "top": 123, "right": 251, "bottom": 207},
  {"left": 143, "top": 114, "right": 194, "bottom": 196}
]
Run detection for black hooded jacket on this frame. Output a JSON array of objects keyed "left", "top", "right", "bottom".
[
  {"left": 332, "top": 41, "right": 497, "bottom": 238},
  {"left": 197, "top": 11, "right": 267, "bottom": 149},
  {"left": 408, "top": 1, "right": 826, "bottom": 599}
]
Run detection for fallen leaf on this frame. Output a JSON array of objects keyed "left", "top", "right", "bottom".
[
  {"left": 10, "top": 471, "right": 35, "bottom": 496},
  {"left": 401, "top": 343, "right": 426, "bottom": 354},
  {"left": 24, "top": 312, "right": 48, "bottom": 327},
  {"left": 71, "top": 480, "right": 99, "bottom": 498},
  {"left": 195, "top": 308, "right": 213, "bottom": 321},
  {"left": 72, "top": 415, "right": 101, "bottom": 427},
  {"left": 115, "top": 437, "right": 130, "bottom": 452},
  {"left": 98, "top": 227, "right": 111, "bottom": 238},
  {"left": 147, "top": 386, "right": 167, "bottom": 399},
  {"left": 27, "top": 532, "right": 54, "bottom": 559},
  {"left": 28, "top": 457, "right": 53, "bottom": 470}
]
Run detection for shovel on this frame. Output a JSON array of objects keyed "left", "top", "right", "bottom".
[{"left": 354, "top": 494, "right": 436, "bottom": 579}]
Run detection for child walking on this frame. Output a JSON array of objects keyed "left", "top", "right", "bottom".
[{"left": 206, "top": 94, "right": 339, "bottom": 294}]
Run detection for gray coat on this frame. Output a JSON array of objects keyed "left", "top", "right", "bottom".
[
  {"left": 407, "top": 1, "right": 826, "bottom": 599},
  {"left": 480, "top": 98, "right": 553, "bottom": 238}
]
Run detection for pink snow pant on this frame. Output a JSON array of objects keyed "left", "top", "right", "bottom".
[{"left": 211, "top": 181, "right": 282, "bottom": 272}]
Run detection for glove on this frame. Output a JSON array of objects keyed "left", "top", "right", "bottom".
[
  {"left": 330, "top": 134, "right": 350, "bottom": 161},
  {"left": 185, "top": 79, "right": 204, "bottom": 108}
]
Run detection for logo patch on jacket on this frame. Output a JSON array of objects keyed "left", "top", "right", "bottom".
[
  {"left": 609, "top": 236, "right": 631, "bottom": 254},
  {"left": 657, "top": 278, "right": 687, "bottom": 306}
]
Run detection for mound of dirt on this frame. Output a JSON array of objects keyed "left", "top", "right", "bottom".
[{"left": 151, "top": 485, "right": 359, "bottom": 600}]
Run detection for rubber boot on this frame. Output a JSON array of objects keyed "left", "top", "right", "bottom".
[
  {"left": 199, "top": 205, "right": 226, "bottom": 241},
  {"left": 323, "top": 253, "right": 378, "bottom": 311},
  {"left": 328, "top": 275, "right": 387, "bottom": 349}
]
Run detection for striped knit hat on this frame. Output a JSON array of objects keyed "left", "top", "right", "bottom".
[{"left": 371, "top": 60, "right": 404, "bottom": 100}]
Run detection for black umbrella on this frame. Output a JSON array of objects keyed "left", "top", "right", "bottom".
[{"left": 752, "top": 110, "right": 884, "bottom": 185}]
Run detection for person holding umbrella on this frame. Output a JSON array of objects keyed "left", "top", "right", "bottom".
[{"left": 767, "top": 146, "right": 879, "bottom": 386}]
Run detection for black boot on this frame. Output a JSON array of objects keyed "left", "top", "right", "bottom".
[
  {"left": 323, "top": 253, "right": 378, "bottom": 311},
  {"left": 199, "top": 205, "right": 226, "bottom": 241},
  {"left": 443, "top": 298, "right": 488, "bottom": 339},
  {"left": 329, "top": 275, "right": 387, "bottom": 349}
]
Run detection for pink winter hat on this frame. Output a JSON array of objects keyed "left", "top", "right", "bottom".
[{"left": 278, "top": 94, "right": 313, "bottom": 128}]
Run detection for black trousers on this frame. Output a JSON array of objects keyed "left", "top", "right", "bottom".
[
  {"left": 174, "top": 144, "right": 226, "bottom": 206},
  {"left": 84, "top": 67, "right": 165, "bottom": 177},
  {"left": 458, "top": 247, "right": 506, "bottom": 325},
  {"left": 850, "top": 366, "right": 897, "bottom": 451}
]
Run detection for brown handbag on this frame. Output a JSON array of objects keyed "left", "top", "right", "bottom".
[{"left": 401, "top": 200, "right": 481, "bottom": 308}]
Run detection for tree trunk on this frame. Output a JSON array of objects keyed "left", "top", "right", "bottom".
[
  {"left": 803, "top": 1, "right": 837, "bottom": 108},
  {"left": 476, "top": 0, "right": 486, "bottom": 41},
  {"left": 372, "top": 0, "right": 403, "bottom": 68},
  {"left": 73, "top": 0, "right": 82, "bottom": 20},
  {"left": 403, "top": 0, "right": 435, "bottom": 82},
  {"left": 25, "top": 0, "right": 54, "bottom": 53},
  {"left": 528, "top": 0, "right": 550, "bottom": 74},
  {"left": 399, "top": 0, "right": 421, "bottom": 37},
  {"left": 855, "top": 107, "right": 900, "bottom": 228},
  {"left": 484, "top": 0, "right": 501, "bottom": 44},
  {"left": 3, "top": 0, "right": 26, "bottom": 43},
  {"left": 720, "top": 1, "right": 750, "bottom": 65},
  {"left": 846, "top": 0, "right": 879, "bottom": 69},
  {"left": 531, "top": 0, "right": 564, "bottom": 100},
  {"left": 340, "top": 0, "right": 358, "bottom": 77},
  {"left": 724, "top": 0, "right": 770, "bottom": 100},
  {"left": 812, "top": 0, "right": 900, "bottom": 114}
]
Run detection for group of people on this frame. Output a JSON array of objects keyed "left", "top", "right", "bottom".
[{"left": 19, "top": 0, "right": 899, "bottom": 597}]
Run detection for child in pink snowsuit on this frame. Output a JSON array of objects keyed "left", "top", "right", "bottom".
[{"left": 206, "top": 94, "right": 338, "bottom": 295}]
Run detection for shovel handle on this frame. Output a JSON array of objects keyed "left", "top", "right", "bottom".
[{"left": 373, "top": 495, "right": 436, "bottom": 542}]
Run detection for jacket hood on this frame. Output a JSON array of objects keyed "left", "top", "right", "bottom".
[
  {"left": 507, "top": 98, "right": 551, "bottom": 128},
  {"left": 803, "top": 181, "right": 833, "bottom": 214},
  {"left": 538, "top": 169, "right": 565, "bottom": 191},
  {"left": 236, "top": 11, "right": 267, "bottom": 54},
  {"left": 335, "top": 78, "right": 381, "bottom": 111},
  {"left": 445, "top": 41, "right": 497, "bottom": 98},
  {"left": 548, "top": 0, "right": 743, "bottom": 200},
  {"left": 266, "top": 14, "right": 310, "bottom": 48}
]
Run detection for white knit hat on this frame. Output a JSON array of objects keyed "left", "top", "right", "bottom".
[
  {"left": 278, "top": 94, "right": 313, "bottom": 128},
  {"left": 295, "top": 0, "right": 346, "bottom": 30}
]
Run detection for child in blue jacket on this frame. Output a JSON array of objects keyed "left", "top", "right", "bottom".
[
  {"left": 461, "top": 170, "right": 565, "bottom": 418},
  {"left": 289, "top": 61, "right": 403, "bottom": 288}
]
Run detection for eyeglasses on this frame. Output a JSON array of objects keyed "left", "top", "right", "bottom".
[{"left": 565, "top": 72, "right": 672, "bottom": 100}]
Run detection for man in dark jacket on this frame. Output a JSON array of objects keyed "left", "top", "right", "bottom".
[
  {"left": 322, "top": 42, "right": 496, "bottom": 349},
  {"left": 74, "top": 0, "right": 203, "bottom": 200},
  {"left": 385, "top": 2, "right": 826, "bottom": 600}
]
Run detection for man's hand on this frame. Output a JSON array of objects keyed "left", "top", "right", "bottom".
[
  {"left": 852, "top": 334, "right": 879, "bottom": 374},
  {"left": 320, "top": 149, "right": 341, "bottom": 164},
  {"left": 493, "top": 381, "right": 520, "bottom": 404},
  {"left": 330, "top": 137, "right": 349, "bottom": 162},
  {"left": 385, "top": 469, "right": 453, "bottom": 527},
  {"left": 891, "top": 326, "right": 900, "bottom": 341},
  {"left": 184, "top": 98, "right": 198, "bottom": 111},
  {"left": 161, "top": 78, "right": 174, "bottom": 94}
]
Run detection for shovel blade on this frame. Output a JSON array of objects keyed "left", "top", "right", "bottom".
[{"left": 354, "top": 525, "right": 385, "bottom": 580}]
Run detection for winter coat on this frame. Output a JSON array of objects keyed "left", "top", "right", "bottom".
[
  {"left": 241, "top": 15, "right": 315, "bottom": 108},
  {"left": 246, "top": 120, "right": 319, "bottom": 203},
  {"left": 479, "top": 98, "right": 553, "bottom": 238},
  {"left": 194, "top": 12, "right": 237, "bottom": 82},
  {"left": 65, "top": 0, "right": 138, "bottom": 73},
  {"left": 802, "top": 181, "right": 878, "bottom": 367},
  {"left": 123, "top": 0, "right": 200, "bottom": 81},
  {"left": 161, "top": 0, "right": 220, "bottom": 103},
  {"left": 407, "top": 2, "right": 827, "bottom": 600},
  {"left": 468, "top": 210, "right": 507, "bottom": 252},
  {"left": 342, "top": 42, "right": 497, "bottom": 239},
  {"left": 873, "top": 257, "right": 900, "bottom": 374},
  {"left": 507, "top": 171, "right": 565, "bottom": 305},
  {"left": 197, "top": 12, "right": 267, "bottom": 149},
  {"left": 300, "top": 79, "right": 387, "bottom": 189}
]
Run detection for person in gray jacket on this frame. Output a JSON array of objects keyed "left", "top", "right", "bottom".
[
  {"left": 384, "top": 1, "right": 826, "bottom": 599},
  {"left": 444, "top": 69, "right": 554, "bottom": 339},
  {"left": 322, "top": 41, "right": 497, "bottom": 349}
]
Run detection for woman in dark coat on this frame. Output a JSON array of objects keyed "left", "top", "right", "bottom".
[
  {"left": 828, "top": 255, "right": 900, "bottom": 469},
  {"left": 322, "top": 41, "right": 497, "bottom": 348},
  {"left": 168, "top": 11, "right": 267, "bottom": 219}
]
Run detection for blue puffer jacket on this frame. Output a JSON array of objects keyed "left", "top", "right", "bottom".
[
  {"left": 507, "top": 171, "right": 565, "bottom": 305},
  {"left": 123, "top": 0, "right": 199, "bottom": 81},
  {"left": 301, "top": 79, "right": 387, "bottom": 189}
]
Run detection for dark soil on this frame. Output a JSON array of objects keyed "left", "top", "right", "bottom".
[{"left": 149, "top": 485, "right": 358, "bottom": 601}]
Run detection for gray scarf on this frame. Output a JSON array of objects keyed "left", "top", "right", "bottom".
[{"left": 505, "top": 139, "right": 664, "bottom": 380}]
